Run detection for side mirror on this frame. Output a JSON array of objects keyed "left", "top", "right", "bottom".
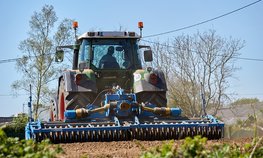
[
  {"left": 144, "top": 50, "right": 153, "bottom": 62},
  {"left": 55, "top": 49, "right": 64, "bottom": 62},
  {"left": 79, "top": 61, "right": 87, "bottom": 73}
]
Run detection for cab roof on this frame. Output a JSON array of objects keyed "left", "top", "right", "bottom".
[{"left": 78, "top": 31, "right": 140, "bottom": 40}]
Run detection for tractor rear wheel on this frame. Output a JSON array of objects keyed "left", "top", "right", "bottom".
[
  {"left": 55, "top": 79, "right": 96, "bottom": 121},
  {"left": 50, "top": 96, "right": 58, "bottom": 121},
  {"left": 58, "top": 79, "right": 66, "bottom": 121},
  {"left": 136, "top": 91, "right": 167, "bottom": 107},
  {"left": 65, "top": 92, "right": 96, "bottom": 109}
]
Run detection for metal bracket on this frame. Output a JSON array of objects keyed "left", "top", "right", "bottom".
[
  {"left": 114, "top": 116, "right": 121, "bottom": 126},
  {"left": 134, "top": 116, "right": 140, "bottom": 125}
]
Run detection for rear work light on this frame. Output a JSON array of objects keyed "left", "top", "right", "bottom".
[
  {"left": 75, "top": 74, "right": 82, "bottom": 85},
  {"left": 128, "top": 32, "right": 135, "bottom": 36},
  {"left": 88, "top": 32, "right": 95, "bottom": 36},
  {"left": 149, "top": 73, "right": 158, "bottom": 85}
]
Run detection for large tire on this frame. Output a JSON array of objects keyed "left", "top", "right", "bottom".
[
  {"left": 56, "top": 79, "right": 96, "bottom": 121},
  {"left": 136, "top": 91, "right": 167, "bottom": 107},
  {"left": 65, "top": 92, "right": 96, "bottom": 110},
  {"left": 50, "top": 96, "right": 58, "bottom": 121},
  {"left": 58, "top": 79, "right": 66, "bottom": 121}
]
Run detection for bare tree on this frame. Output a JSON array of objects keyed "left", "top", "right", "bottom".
[
  {"left": 12, "top": 5, "right": 74, "bottom": 119},
  {"left": 150, "top": 30, "right": 244, "bottom": 117},
  {"left": 149, "top": 39, "right": 174, "bottom": 82}
]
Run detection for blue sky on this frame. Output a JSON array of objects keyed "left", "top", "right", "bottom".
[{"left": 0, "top": 0, "right": 262, "bottom": 116}]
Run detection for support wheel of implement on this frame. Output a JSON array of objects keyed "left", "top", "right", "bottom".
[{"left": 136, "top": 91, "right": 167, "bottom": 107}]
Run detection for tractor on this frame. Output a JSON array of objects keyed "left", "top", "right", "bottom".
[{"left": 25, "top": 22, "right": 224, "bottom": 143}]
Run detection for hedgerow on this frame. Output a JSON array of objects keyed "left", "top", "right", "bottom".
[
  {"left": 0, "top": 129, "right": 63, "bottom": 158},
  {"left": 141, "top": 136, "right": 263, "bottom": 158}
]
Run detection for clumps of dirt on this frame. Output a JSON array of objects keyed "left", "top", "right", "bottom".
[
  {"left": 59, "top": 140, "right": 167, "bottom": 158},
  {"left": 59, "top": 138, "right": 254, "bottom": 158}
]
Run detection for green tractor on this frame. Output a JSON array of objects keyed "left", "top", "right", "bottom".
[
  {"left": 25, "top": 22, "right": 223, "bottom": 143},
  {"left": 51, "top": 22, "right": 167, "bottom": 121}
]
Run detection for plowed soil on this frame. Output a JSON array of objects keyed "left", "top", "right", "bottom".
[{"left": 58, "top": 138, "right": 253, "bottom": 158}]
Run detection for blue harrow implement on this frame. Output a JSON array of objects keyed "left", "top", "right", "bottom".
[{"left": 26, "top": 89, "right": 224, "bottom": 143}]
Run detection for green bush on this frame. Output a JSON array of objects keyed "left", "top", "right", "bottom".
[
  {"left": 208, "top": 143, "right": 247, "bottom": 158},
  {"left": 180, "top": 136, "right": 208, "bottom": 158},
  {"left": 1, "top": 114, "right": 28, "bottom": 139},
  {"left": 0, "top": 129, "right": 63, "bottom": 158},
  {"left": 141, "top": 140, "right": 177, "bottom": 158},
  {"left": 141, "top": 136, "right": 263, "bottom": 158}
]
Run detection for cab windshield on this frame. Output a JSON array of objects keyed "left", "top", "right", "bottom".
[{"left": 79, "top": 38, "right": 142, "bottom": 70}]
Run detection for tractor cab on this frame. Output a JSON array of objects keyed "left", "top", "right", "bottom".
[
  {"left": 78, "top": 32, "right": 143, "bottom": 71},
  {"left": 76, "top": 31, "right": 152, "bottom": 92},
  {"left": 55, "top": 30, "right": 153, "bottom": 92}
]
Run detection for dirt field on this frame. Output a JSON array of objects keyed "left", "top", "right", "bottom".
[{"left": 58, "top": 138, "right": 253, "bottom": 158}]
